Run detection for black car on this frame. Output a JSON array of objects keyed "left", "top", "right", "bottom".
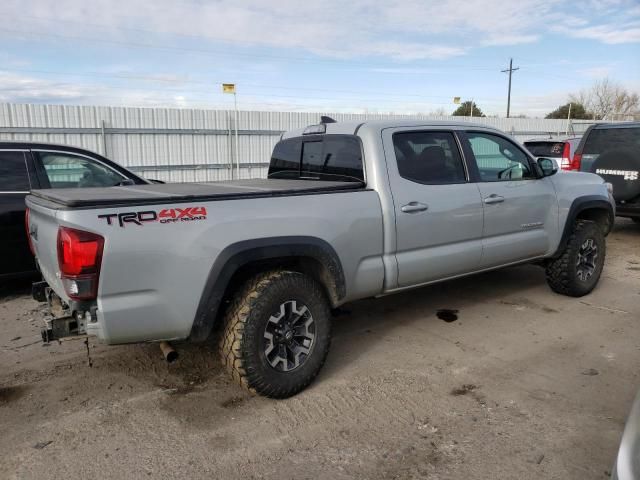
[
  {"left": 1, "top": 142, "right": 150, "bottom": 279},
  {"left": 571, "top": 122, "right": 640, "bottom": 221}
]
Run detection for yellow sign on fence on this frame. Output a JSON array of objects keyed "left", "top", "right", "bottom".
[{"left": 222, "top": 83, "right": 236, "bottom": 94}]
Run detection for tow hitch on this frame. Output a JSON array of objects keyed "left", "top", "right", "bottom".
[
  {"left": 41, "top": 312, "right": 89, "bottom": 343},
  {"left": 37, "top": 286, "right": 96, "bottom": 343}
]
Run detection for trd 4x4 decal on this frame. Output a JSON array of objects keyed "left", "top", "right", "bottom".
[{"left": 98, "top": 206, "right": 207, "bottom": 227}]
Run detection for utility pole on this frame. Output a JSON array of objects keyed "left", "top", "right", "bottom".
[
  {"left": 501, "top": 58, "right": 519, "bottom": 118},
  {"left": 233, "top": 91, "right": 239, "bottom": 180},
  {"left": 222, "top": 83, "right": 239, "bottom": 180}
]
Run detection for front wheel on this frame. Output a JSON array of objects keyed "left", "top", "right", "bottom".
[
  {"left": 545, "top": 220, "right": 606, "bottom": 297},
  {"left": 220, "top": 270, "right": 332, "bottom": 398}
]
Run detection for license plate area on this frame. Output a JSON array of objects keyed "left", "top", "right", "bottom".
[{"left": 40, "top": 288, "right": 88, "bottom": 342}]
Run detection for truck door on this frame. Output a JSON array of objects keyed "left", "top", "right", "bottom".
[
  {"left": 459, "top": 131, "right": 558, "bottom": 267},
  {"left": 382, "top": 128, "right": 484, "bottom": 287}
]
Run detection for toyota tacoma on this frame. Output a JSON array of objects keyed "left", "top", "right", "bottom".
[{"left": 26, "top": 119, "right": 615, "bottom": 398}]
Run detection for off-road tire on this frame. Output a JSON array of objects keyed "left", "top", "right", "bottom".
[
  {"left": 220, "top": 270, "right": 331, "bottom": 398},
  {"left": 545, "top": 220, "right": 606, "bottom": 297}
]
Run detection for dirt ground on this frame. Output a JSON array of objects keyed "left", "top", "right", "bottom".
[{"left": 1, "top": 220, "right": 639, "bottom": 480}]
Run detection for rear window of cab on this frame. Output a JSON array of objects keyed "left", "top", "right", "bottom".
[{"left": 269, "top": 135, "right": 364, "bottom": 182}]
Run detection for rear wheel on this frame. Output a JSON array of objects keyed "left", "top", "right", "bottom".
[
  {"left": 220, "top": 270, "right": 332, "bottom": 398},
  {"left": 545, "top": 220, "right": 606, "bottom": 297}
]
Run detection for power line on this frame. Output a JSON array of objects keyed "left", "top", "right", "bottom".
[
  {"left": 0, "top": 68, "right": 468, "bottom": 99},
  {"left": 0, "top": 67, "right": 514, "bottom": 103},
  {"left": 0, "top": 67, "right": 570, "bottom": 111},
  {"left": 501, "top": 58, "right": 520, "bottom": 118}
]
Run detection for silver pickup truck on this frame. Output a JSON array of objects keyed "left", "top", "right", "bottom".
[{"left": 26, "top": 119, "right": 615, "bottom": 398}]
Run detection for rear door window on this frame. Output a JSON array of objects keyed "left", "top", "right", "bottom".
[
  {"left": 34, "top": 151, "right": 127, "bottom": 188},
  {"left": 392, "top": 131, "right": 466, "bottom": 184},
  {"left": 0, "top": 151, "right": 30, "bottom": 192}
]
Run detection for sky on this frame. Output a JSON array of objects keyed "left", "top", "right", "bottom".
[{"left": 0, "top": 0, "right": 639, "bottom": 117}]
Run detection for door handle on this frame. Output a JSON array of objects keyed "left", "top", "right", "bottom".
[
  {"left": 483, "top": 194, "right": 505, "bottom": 205},
  {"left": 401, "top": 202, "right": 429, "bottom": 213}
]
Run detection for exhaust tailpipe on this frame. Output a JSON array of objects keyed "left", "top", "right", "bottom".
[{"left": 159, "top": 341, "right": 178, "bottom": 363}]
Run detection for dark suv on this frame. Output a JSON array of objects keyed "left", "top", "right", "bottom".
[
  {"left": 1, "top": 142, "right": 149, "bottom": 279},
  {"left": 570, "top": 122, "right": 640, "bottom": 221}
]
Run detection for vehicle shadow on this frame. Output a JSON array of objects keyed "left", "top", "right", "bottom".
[
  {"left": 321, "top": 263, "right": 548, "bottom": 379},
  {"left": 0, "top": 277, "right": 33, "bottom": 302},
  {"left": 612, "top": 217, "right": 640, "bottom": 236}
]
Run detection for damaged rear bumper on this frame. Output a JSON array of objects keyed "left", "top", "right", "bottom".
[{"left": 33, "top": 281, "right": 98, "bottom": 343}]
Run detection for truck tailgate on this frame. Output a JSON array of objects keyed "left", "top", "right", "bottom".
[{"left": 26, "top": 199, "right": 67, "bottom": 300}]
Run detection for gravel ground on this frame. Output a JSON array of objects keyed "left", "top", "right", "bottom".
[{"left": 1, "top": 219, "right": 639, "bottom": 480}]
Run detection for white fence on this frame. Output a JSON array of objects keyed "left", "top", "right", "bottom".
[{"left": 0, "top": 103, "right": 600, "bottom": 183}]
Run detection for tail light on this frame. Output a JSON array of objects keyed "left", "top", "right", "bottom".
[
  {"left": 25, "top": 208, "right": 35, "bottom": 255},
  {"left": 57, "top": 227, "right": 104, "bottom": 300},
  {"left": 559, "top": 143, "right": 572, "bottom": 170},
  {"left": 565, "top": 153, "right": 582, "bottom": 171}
]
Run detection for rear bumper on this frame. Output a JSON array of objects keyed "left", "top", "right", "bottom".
[{"left": 34, "top": 281, "right": 98, "bottom": 343}]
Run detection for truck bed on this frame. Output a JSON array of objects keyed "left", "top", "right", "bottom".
[{"left": 29, "top": 179, "right": 365, "bottom": 209}]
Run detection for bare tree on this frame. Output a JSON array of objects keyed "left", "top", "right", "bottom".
[
  {"left": 570, "top": 78, "right": 640, "bottom": 120},
  {"left": 428, "top": 107, "right": 448, "bottom": 117}
]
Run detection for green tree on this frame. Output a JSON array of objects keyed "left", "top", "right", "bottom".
[
  {"left": 452, "top": 101, "right": 485, "bottom": 117},
  {"left": 545, "top": 102, "right": 590, "bottom": 119}
]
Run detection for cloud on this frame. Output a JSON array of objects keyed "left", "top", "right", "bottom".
[
  {"left": 552, "top": 0, "right": 640, "bottom": 44},
  {"left": 561, "top": 22, "right": 640, "bottom": 44},
  {"left": 0, "top": 71, "right": 198, "bottom": 106},
  {"left": 0, "top": 71, "right": 360, "bottom": 111},
  {"left": 578, "top": 66, "right": 614, "bottom": 78},
  {"left": 2, "top": 0, "right": 637, "bottom": 63}
]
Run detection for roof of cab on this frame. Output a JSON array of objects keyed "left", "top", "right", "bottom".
[{"left": 281, "top": 119, "right": 505, "bottom": 139}]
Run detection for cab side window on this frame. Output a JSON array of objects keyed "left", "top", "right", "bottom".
[
  {"left": 0, "top": 151, "right": 30, "bottom": 192},
  {"left": 466, "top": 132, "right": 534, "bottom": 181},
  {"left": 34, "top": 151, "right": 127, "bottom": 188},
  {"left": 393, "top": 131, "right": 466, "bottom": 185}
]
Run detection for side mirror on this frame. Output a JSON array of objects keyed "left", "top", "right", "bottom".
[{"left": 537, "top": 157, "right": 558, "bottom": 177}]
